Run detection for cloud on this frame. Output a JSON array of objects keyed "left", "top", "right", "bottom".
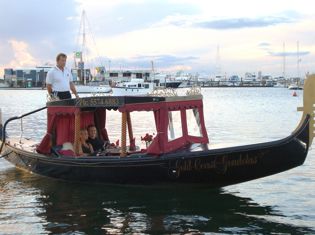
[
  {"left": 257, "top": 42, "right": 310, "bottom": 57},
  {"left": 0, "top": 0, "right": 77, "bottom": 41},
  {"left": 0, "top": 39, "right": 39, "bottom": 77},
  {"left": 0, "top": 0, "right": 78, "bottom": 65},
  {"left": 195, "top": 15, "right": 297, "bottom": 30},
  {"left": 0, "top": 0, "right": 314, "bottom": 77},
  {"left": 258, "top": 42, "right": 271, "bottom": 47},
  {"left": 78, "top": 0, "right": 199, "bottom": 37},
  {"left": 158, "top": 11, "right": 302, "bottom": 30},
  {"left": 92, "top": 54, "right": 198, "bottom": 70},
  {"left": 8, "top": 40, "right": 38, "bottom": 67},
  {"left": 131, "top": 54, "right": 198, "bottom": 66},
  {"left": 269, "top": 51, "right": 310, "bottom": 57}
]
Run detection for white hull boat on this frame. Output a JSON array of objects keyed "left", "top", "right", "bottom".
[
  {"left": 111, "top": 79, "right": 154, "bottom": 96},
  {"left": 288, "top": 84, "right": 303, "bottom": 90},
  {"left": 76, "top": 85, "right": 112, "bottom": 94}
]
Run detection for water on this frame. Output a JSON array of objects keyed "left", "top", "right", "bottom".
[{"left": 0, "top": 88, "right": 314, "bottom": 234}]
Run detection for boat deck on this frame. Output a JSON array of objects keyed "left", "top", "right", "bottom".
[
  {"left": 6, "top": 137, "right": 212, "bottom": 159},
  {"left": 7, "top": 138, "right": 38, "bottom": 153}
]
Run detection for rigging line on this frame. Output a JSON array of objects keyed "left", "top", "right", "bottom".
[
  {"left": 75, "top": 11, "right": 84, "bottom": 54},
  {"left": 85, "top": 13, "right": 105, "bottom": 68},
  {"left": 72, "top": 11, "right": 84, "bottom": 70},
  {"left": 0, "top": 106, "right": 47, "bottom": 155},
  {"left": 81, "top": 11, "right": 92, "bottom": 72},
  {"left": 0, "top": 150, "right": 13, "bottom": 159}
]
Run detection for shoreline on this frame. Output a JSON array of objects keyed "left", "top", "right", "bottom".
[
  {"left": 0, "top": 87, "right": 45, "bottom": 90},
  {"left": 0, "top": 86, "right": 287, "bottom": 91}
]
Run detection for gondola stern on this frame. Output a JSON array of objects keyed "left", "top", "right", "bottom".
[{"left": 295, "top": 73, "right": 315, "bottom": 148}]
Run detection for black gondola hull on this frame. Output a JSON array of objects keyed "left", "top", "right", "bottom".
[{"left": 1, "top": 116, "right": 310, "bottom": 187}]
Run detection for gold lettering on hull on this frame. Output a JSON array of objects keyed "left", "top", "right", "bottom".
[{"left": 175, "top": 153, "right": 261, "bottom": 175}]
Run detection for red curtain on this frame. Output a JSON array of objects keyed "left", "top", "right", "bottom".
[
  {"left": 80, "top": 111, "right": 95, "bottom": 129},
  {"left": 147, "top": 105, "right": 209, "bottom": 155},
  {"left": 55, "top": 114, "right": 75, "bottom": 145},
  {"left": 36, "top": 100, "right": 208, "bottom": 155},
  {"left": 55, "top": 111, "right": 95, "bottom": 146},
  {"left": 36, "top": 113, "right": 56, "bottom": 154},
  {"left": 37, "top": 109, "right": 97, "bottom": 153},
  {"left": 95, "top": 108, "right": 109, "bottom": 141}
]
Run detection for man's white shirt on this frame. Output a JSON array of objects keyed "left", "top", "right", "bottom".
[{"left": 46, "top": 66, "right": 73, "bottom": 92}]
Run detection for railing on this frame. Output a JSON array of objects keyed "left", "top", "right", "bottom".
[{"left": 0, "top": 106, "right": 47, "bottom": 158}]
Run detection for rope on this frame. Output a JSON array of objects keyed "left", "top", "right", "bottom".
[
  {"left": 0, "top": 150, "right": 13, "bottom": 159},
  {"left": 19, "top": 118, "right": 23, "bottom": 144}
]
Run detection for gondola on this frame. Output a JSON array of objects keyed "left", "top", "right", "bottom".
[{"left": 0, "top": 75, "right": 314, "bottom": 187}]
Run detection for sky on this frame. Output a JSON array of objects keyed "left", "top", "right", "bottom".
[{"left": 0, "top": 0, "right": 314, "bottom": 77}]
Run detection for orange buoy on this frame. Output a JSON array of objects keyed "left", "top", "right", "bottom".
[{"left": 292, "top": 91, "right": 298, "bottom": 97}]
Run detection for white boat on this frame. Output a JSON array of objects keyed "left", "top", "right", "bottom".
[
  {"left": 0, "top": 84, "right": 9, "bottom": 88},
  {"left": 212, "top": 74, "right": 226, "bottom": 82},
  {"left": 288, "top": 84, "right": 303, "bottom": 90},
  {"left": 157, "top": 75, "right": 182, "bottom": 88},
  {"left": 172, "top": 74, "right": 192, "bottom": 88},
  {"left": 274, "top": 83, "right": 286, "bottom": 88},
  {"left": 111, "top": 79, "right": 155, "bottom": 96},
  {"left": 76, "top": 84, "right": 111, "bottom": 94}
]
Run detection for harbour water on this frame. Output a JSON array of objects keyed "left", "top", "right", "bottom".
[{"left": 0, "top": 88, "right": 314, "bottom": 234}]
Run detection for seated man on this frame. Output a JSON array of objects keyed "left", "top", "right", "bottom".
[{"left": 87, "top": 125, "right": 105, "bottom": 152}]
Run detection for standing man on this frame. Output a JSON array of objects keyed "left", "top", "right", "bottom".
[{"left": 46, "top": 53, "right": 79, "bottom": 100}]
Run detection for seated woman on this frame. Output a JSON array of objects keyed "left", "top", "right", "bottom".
[{"left": 79, "top": 128, "right": 94, "bottom": 156}]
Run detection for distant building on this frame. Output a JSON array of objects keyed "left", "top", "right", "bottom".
[
  {"left": 244, "top": 72, "right": 256, "bottom": 82},
  {"left": 257, "top": 71, "right": 262, "bottom": 80},
  {"left": 3, "top": 67, "right": 154, "bottom": 87},
  {"left": 229, "top": 75, "right": 241, "bottom": 82},
  {"left": 4, "top": 66, "right": 52, "bottom": 88}
]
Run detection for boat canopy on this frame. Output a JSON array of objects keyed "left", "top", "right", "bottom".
[{"left": 37, "top": 95, "right": 209, "bottom": 156}]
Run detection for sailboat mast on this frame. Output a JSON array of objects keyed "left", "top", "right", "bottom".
[
  {"left": 282, "top": 42, "right": 286, "bottom": 80},
  {"left": 215, "top": 44, "right": 221, "bottom": 75},
  {"left": 82, "top": 10, "right": 86, "bottom": 85},
  {"left": 297, "top": 41, "right": 300, "bottom": 80},
  {"left": 82, "top": 10, "right": 86, "bottom": 63},
  {"left": 151, "top": 60, "right": 155, "bottom": 84}
]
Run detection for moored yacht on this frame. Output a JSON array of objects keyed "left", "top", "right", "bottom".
[
  {"left": 288, "top": 84, "right": 303, "bottom": 90},
  {"left": 111, "top": 78, "right": 155, "bottom": 96},
  {"left": 0, "top": 82, "right": 9, "bottom": 88},
  {"left": 155, "top": 73, "right": 182, "bottom": 88},
  {"left": 75, "top": 81, "right": 112, "bottom": 94}
]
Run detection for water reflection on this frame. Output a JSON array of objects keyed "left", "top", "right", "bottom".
[{"left": 0, "top": 167, "right": 313, "bottom": 234}]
